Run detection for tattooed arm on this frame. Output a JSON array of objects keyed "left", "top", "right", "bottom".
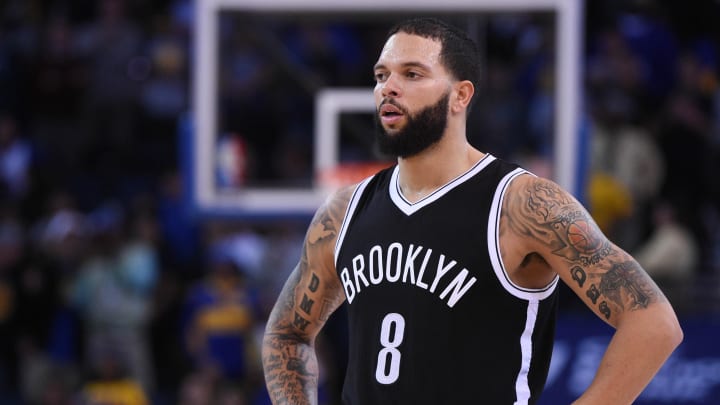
[
  {"left": 262, "top": 187, "right": 352, "bottom": 405},
  {"left": 500, "top": 175, "right": 683, "bottom": 405}
]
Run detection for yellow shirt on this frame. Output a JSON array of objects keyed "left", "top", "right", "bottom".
[{"left": 81, "top": 379, "right": 149, "bottom": 405}]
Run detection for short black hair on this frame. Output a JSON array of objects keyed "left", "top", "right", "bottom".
[{"left": 387, "top": 17, "right": 481, "bottom": 108}]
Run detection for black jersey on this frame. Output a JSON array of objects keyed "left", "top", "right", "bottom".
[{"left": 334, "top": 155, "right": 559, "bottom": 405}]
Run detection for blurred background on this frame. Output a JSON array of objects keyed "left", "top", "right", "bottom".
[{"left": 0, "top": 0, "right": 719, "bottom": 404}]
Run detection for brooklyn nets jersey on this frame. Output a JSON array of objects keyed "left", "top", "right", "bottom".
[{"left": 334, "top": 154, "right": 559, "bottom": 405}]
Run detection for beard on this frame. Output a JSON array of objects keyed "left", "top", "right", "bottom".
[{"left": 374, "top": 90, "right": 450, "bottom": 158}]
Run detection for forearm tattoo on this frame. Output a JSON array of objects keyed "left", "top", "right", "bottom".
[
  {"left": 505, "top": 178, "right": 665, "bottom": 321},
  {"left": 263, "top": 188, "right": 351, "bottom": 404},
  {"left": 263, "top": 331, "right": 319, "bottom": 405}
]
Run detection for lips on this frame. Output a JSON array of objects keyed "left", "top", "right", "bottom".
[
  {"left": 379, "top": 102, "right": 405, "bottom": 126},
  {"left": 380, "top": 104, "right": 403, "bottom": 116}
]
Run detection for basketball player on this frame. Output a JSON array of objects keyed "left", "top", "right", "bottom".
[{"left": 262, "top": 18, "right": 682, "bottom": 405}]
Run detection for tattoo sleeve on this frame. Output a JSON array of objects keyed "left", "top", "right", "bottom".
[
  {"left": 503, "top": 177, "right": 666, "bottom": 323},
  {"left": 262, "top": 187, "right": 352, "bottom": 404}
]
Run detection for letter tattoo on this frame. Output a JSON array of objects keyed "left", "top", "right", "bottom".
[
  {"left": 293, "top": 312, "right": 311, "bottom": 331},
  {"left": 587, "top": 284, "right": 600, "bottom": 304},
  {"left": 599, "top": 301, "right": 611, "bottom": 319},
  {"left": 571, "top": 266, "right": 586, "bottom": 287},
  {"left": 300, "top": 294, "right": 315, "bottom": 315},
  {"left": 308, "top": 273, "right": 319, "bottom": 292}
]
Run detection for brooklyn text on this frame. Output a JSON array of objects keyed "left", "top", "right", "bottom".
[{"left": 340, "top": 243, "right": 477, "bottom": 308}]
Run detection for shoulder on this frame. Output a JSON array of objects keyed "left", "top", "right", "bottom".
[
  {"left": 327, "top": 184, "right": 357, "bottom": 215},
  {"left": 503, "top": 173, "right": 580, "bottom": 212},
  {"left": 312, "top": 185, "right": 356, "bottom": 234},
  {"left": 304, "top": 184, "right": 358, "bottom": 266},
  {"left": 499, "top": 173, "right": 588, "bottom": 250}
]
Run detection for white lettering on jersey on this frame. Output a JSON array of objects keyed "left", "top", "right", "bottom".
[
  {"left": 369, "top": 245, "right": 384, "bottom": 285},
  {"left": 386, "top": 243, "right": 403, "bottom": 282},
  {"left": 353, "top": 255, "right": 369, "bottom": 293},
  {"left": 341, "top": 267, "right": 355, "bottom": 304},
  {"left": 440, "top": 269, "right": 478, "bottom": 308},
  {"left": 401, "top": 244, "right": 423, "bottom": 284},
  {"left": 415, "top": 248, "right": 432, "bottom": 290},
  {"left": 340, "top": 243, "right": 477, "bottom": 308},
  {"left": 429, "top": 254, "right": 456, "bottom": 293}
]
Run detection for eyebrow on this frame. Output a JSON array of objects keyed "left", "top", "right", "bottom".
[{"left": 373, "top": 61, "right": 432, "bottom": 71}]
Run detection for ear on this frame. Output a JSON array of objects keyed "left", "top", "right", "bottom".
[{"left": 451, "top": 80, "right": 475, "bottom": 114}]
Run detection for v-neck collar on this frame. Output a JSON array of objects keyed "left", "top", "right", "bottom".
[{"left": 389, "top": 154, "right": 496, "bottom": 216}]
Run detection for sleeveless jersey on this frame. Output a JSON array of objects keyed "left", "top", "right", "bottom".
[{"left": 334, "top": 154, "right": 559, "bottom": 405}]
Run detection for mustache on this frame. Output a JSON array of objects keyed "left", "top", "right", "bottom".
[{"left": 378, "top": 99, "right": 409, "bottom": 115}]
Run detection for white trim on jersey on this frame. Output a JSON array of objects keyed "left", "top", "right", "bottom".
[
  {"left": 488, "top": 168, "right": 558, "bottom": 404},
  {"left": 487, "top": 168, "right": 559, "bottom": 300},
  {"left": 389, "top": 154, "right": 497, "bottom": 216},
  {"left": 514, "top": 299, "right": 540, "bottom": 405},
  {"left": 334, "top": 176, "right": 375, "bottom": 267}
]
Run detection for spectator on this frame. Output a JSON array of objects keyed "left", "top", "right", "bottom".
[
  {"left": 69, "top": 201, "right": 158, "bottom": 393},
  {"left": 589, "top": 122, "right": 665, "bottom": 249},
  {"left": 181, "top": 243, "right": 262, "bottom": 399},
  {"left": 76, "top": 347, "right": 149, "bottom": 405},
  {"left": 20, "top": 193, "right": 88, "bottom": 403},
  {"left": 634, "top": 201, "right": 699, "bottom": 281}
]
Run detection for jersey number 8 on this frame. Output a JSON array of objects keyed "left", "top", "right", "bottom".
[{"left": 375, "top": 313, "right": 405, "bottom": 384}]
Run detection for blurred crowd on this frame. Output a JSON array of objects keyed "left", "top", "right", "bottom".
[{"left": 0, "top": 0, "right": 719, "bottom": 404}]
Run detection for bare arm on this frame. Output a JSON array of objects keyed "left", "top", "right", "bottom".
[
  {"left": 262, "top": 187, "right": 352, "bottom": 405},
  {"left": 502, "top": 175, "right": 683, "bottom": 405}
]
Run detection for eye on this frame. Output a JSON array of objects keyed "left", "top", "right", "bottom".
[
  {"left": 406, "top": 71, "right": 421, "bottom": 79},
  {"left": 374, "top": 72, "right": 387, "bottom": 82}
]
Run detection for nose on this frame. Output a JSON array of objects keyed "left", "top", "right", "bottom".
[{"left": 380, "top": 74, "right": 401, "bottom": 98}]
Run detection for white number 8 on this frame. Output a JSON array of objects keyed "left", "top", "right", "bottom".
[{"left": 375, "top": 313, "right": 405, "bottom": 384}]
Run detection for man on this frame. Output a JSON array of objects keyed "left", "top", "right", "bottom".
[{"left": 262, "top": 18, "right": 682, "bottom": 405}]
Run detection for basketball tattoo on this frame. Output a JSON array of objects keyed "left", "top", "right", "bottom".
[
  {"left": 567, "top": 221, "right": 601, "bottom": 252},
  {"left": 503, "top": 176, "right": 666, "bottom": 323},
  {"left": 262, "top": 188, "right": 351, "bottom": 405}
]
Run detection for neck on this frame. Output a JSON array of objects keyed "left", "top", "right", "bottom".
[{"left": 396, "top": 124, "right": 485, "bottom": 202}]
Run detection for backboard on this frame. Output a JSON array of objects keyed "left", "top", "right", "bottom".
[{"left": 190, "top": 0, "right": 584, "bottom": 218}]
